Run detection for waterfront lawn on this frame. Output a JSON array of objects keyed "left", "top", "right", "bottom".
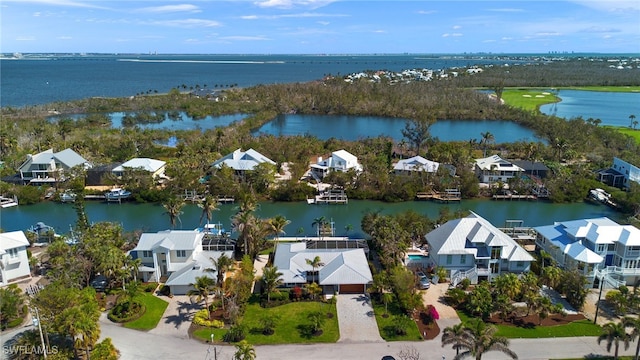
[
  {"left": 501, "top": 89, "right": 559, "bottom": 111},
  {"left": 195, "top": 296, "right": 339, "bottom": 345},
  {"left": 123, "top": 293, "right": 169, "bottom": 330},
  {"left": 457, "top": 311, "right": 601, "bottom": 338},
  {"left": 372, "top": 299, "right": 422, "bottom": 341},
  {"left": 608, "top": 126, "right": 640, "bottom": 144},
  {"left": 563, "top": 86, "right": 640, "bottom": 92}
]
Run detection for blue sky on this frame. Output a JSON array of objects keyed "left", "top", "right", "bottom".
[{"left": 1, "top": 0, "right": 639, "bottom": 54}]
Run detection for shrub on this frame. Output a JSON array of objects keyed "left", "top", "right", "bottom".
[
  {"left": 444, "top": 288, "right": 466, "bottom": 307},
  {"left": 223, "top": 325, "right": 246, "bottom": 343},
  {"left": 158, "top": 284, "right": 171, "bottom": 296},
  {"left": 459, "top": 278, "right": 471, "bottom": 290},
  {"left": 6, "top": 317, "right": 23, "bottom": 329},
  {"left": 193, "top": 309, "right": 224, "bottom": 328},
  {"left": 292, "top": 286, "right": 302, "bottom": 301},
  {"left": 143, "top": 282, "right": 158, "bottom": 293},
  {"left": 428, "top": 305, "right": 440, "bottom": 321},
  {"left": 108, "top": 301, "right": 145, "bottom": 323}
]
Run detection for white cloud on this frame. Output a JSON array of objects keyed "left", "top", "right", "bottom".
[
  {"left": 219, "top": 35, "right": 270, "bottom": 41},
  {"left": 57, "top": 36, "right": 72, "bottom": 39},
  {"left": 483, "top": 39, "right": 497, "bottom": 43},
  {"left": 317, "top": 21, "right": 330, "bottom": 25},
  {"left": 240, "top": 12, "right": 348, "bottom": 20},
  {"left": 417, "top": 10, "right": 436, "bottom": 15},
  {"left": 33, "top": 12, "right": 41, "bottom": 16},
  {"left": 16, "top": 36, "right": 36, "bottom": 41},
  {"left": 486, "top": 8, "right": 525, "bottom": 12},
  {"left": 535, "top": 32, "right": 562, "bottom": 36},
  {"left": 442, "top": 33, "right": 463, "bottom": 37},
  {"left": 3, "top": 0, "right": 107, "bottom": 9},
  {"left": 373, "top": 30, "right": 386, "bottom": 33},
  {"left": 149, "top": 19, "right": 222, "bottom": 28},
  {"left": 580, "top": 26, "right": 621, "bottom": 33},
  {"left": 452, "top": 25, "right": 461, "bottom": 30},
  {"left": 254, "top": 0, "right": 336, "bottom": 9},
  {"left": 136, "top": 4, "right": 201, "bottom": 14},
  {"left": 502, "top": 37, "right": 513, "bottom": 40}
]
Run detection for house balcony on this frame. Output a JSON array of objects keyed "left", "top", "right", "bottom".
[{"left": 476, "top": 266, "right": 491, "bottom": 276}]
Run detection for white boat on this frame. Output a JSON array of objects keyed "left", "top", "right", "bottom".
[
  {"left": 105, "top": 188, "right": 132, "bottom": 201},
  {"left": 0, "top": 195, "right": 18, "bottom": 208},
  {"left": 59, "top": 190, "right": 77, "bottom": 203},
  {"left": 589, "top": 188, "right": 611, "bottom": 203}
]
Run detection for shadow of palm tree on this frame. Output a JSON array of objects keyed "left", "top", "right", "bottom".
[{"left": 163, "top": 300, "right": 200, "bottom": 329}]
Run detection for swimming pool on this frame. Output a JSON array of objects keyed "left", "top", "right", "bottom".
[{"left": 408, "top": 254, "right": 427, "bottom": 260}]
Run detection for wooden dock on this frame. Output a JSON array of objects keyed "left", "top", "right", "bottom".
[
  {"left": 308, "top": 189, "right": 348, "bottom": 205},
  {"left": 0, "top": 195, "right": 18, "bottom": 208},
  {"left": 492, "top": 194, "right": 537, "bottom": 201},
  {"left": 416, "top": 189, "right": 461, "bottom": 203}
]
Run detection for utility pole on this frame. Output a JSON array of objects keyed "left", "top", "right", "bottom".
[
  {"left": 594, "top": 273, "right": 605, "bottom": 324},
  {"left": 33, "top": 306, "right": 47, "bottom": 359}
]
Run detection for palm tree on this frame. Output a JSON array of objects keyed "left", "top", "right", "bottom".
[
  {"left": 208, "top": 253, "right": 234, "bottom": 287},
  {"left": 623, "top": 316, "right": 640, "bottom": 360},
  {"left": 233, "top": 340, "right": 256, "bottom": 360},
  {"left": 442, "top": 322, "right": 466, "bottom": 355},
  {"left": 162, "top": 197, "right": 185, "bottom": 229},
  {"left": 480, "top": 131, "right": 494, "bottom": 157},
  {"left": 630, "top": 114, "right": 636, "bottom": 128},
  {"left": 261, "top": 266, "right": 284, "bottom": 303},
  {"left": 306, "top": 255, "right": 325, "bottom": 283},
  {"left": 198, "top": 195, "right": 219, "bottom": 226},
  {"left": 312, "top": 216, "right": 328, "bottom": 240},
  {"left": 124, "top": 256, "right": 142, "bottom": 283},
  {"left": 449, "top": 318, "right": 518, "bottom": 360},
  {"left": 268, "top": 214, "right": 290, "bottom": 252},
  {"left": 187, "top": 276, "right": 215, "bottom": 318},
  {"left": 598, "top": 321, "right": 631, "bottom": 360},
  {"left": 232, "top": 210, "right": 256, "bottom": 257}
]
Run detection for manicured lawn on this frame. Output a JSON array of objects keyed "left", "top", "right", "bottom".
[
  {"left": 456, "top": 311, "right": 602, "bottom": 338},
  {"left": 500, "top": 88, "right": 559, "bottom": 111},
  {"left": 606, "top": 126, "right": 640, "bottom": 144},
  {"left": 194, "top": 297, "right": 339, "bottom": 345},
  {"left": 372, "top": 300, "right": 421, "bottom": 341},
  {"left": 123, "top": 293, "right": 169, "bottom": 330}
]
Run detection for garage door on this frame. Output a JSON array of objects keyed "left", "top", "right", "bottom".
[{"left": 339, "top": 284, "right": 364, "bottom": 294}]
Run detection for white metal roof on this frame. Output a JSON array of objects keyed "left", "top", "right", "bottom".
[
  {"left": 113, "top": 158, "right": 165, "bottom": 173},
  {"left": 211, "top": 148, "right": 275, "bottom": 171},
  {"left": 474, "top": 155, "right": 524, "bottom": 172},
  {"left": 393, "top": 156, "right": 440, "bottom": 173},
  {"left": 0, "top": 231, "right": 30, "bottom": 252},
  {"left": 134, "top": 230, "right": 203, "bottom": 251}
]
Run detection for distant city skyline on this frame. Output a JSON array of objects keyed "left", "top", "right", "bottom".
[{"left": 1, "top": 0, "right": 639, "bottom": 54}]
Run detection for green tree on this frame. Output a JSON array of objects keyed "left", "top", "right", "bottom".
[
  {"left": 493, "top": 273, "right": 521, "bottom": 302},
  {"left": 162, "top": 196, "right": 185, "bottom": 229},
  {"left": 402, "top": 116, "right": 434, "bottom": 156},
  {"left": 261, "top": 266, "right": 284, "bottom": 303},
  {"left": 466, "top": 281, "right": 493, "bottom": 320},
  {"left": 307, "top": 310, "right": 326, "bottom": 334},
  {"left": 0, "top": 284, "right": 25, "bottom": 328},
  {"left": 623, "top": 316, "right": 640, "bottom": 360},
  {"left": 305, "top": 255, "right": 325, "bottom": 283},
  {"left": 233, "top": 340, "right": 256, "bottom": 360},
  {"left": 208, "top": 253, "right": 235, "bottom": 287},
  {"left": 441, "top": 322, "right": 467, "bottom": 355},
  {"left": 598, "top": 321, "right": 631, "bottom": 360},
  {"left": 451, "top": 318, "right": 518, "bottom": 360},
  {"left": 480, "top": 131, "right": 495, "bottom": 157},
  {"left": 268, "top": 214, "right": 290, "bottom": 251},
  {"left": 91, "top": 337, "right": 120, "bottom": 360},
  {"left": 312, "top": 216, "right": 328, "bottom": 240},
  {"left": 197, "top": 195, "right": 219, "bottom": 226},
  {"left": 305, "top": 282, "right": 322, "bottom": 301},
  {"left": 187, "top": 276, "right": 215, "bottom": 318}
]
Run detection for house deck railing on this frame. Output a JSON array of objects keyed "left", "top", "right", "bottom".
[{"left": 451, "top": 267, "right": 478, "bottom": 287}]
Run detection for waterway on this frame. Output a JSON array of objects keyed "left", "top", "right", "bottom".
[
  {"left": 540, "top": 90, "right": 640, "bottom": 127},
  {"left": 0, "top": 199, "right": 621, "bottom": 238}
]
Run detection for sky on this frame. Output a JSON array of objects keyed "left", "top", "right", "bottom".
[{"left": 1, "top": 0, "right": 639, "bottom": 54}]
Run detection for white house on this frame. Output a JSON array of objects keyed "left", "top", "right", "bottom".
[
  {"left": 211, "top": 148, "right": 276, "bottom": 173},
  {"left": 273, "top": 241, "right": 372, "bottom": 294},
  {"left": 18, "top": 148, "right": 91, "bottom": 185},
  {"left": 392, "top": 156, "right": 439, "bottom": 175},
  {"left": 310, "top": 150, "right": 363, "bottom": 179},
  {"left": 474, "top": 155, "right": 524, "bottom": 183},
  {"left": 597, "top": 157, "right": 640, "bottom": 190},
  {"left": 534, "top": 217, "right": 640, "bottom": 287},
  {"left": 424, "top": 212, "right": 534, "bottom": 284},
  {"left": 112, "top": 158, "right": 166, "bottom": 179},
  {"left": 129, "top": 225, "right": 234, "bottom": 295},
  {"left": 0, "top": 231, "right": 32, "bottom": 286}
]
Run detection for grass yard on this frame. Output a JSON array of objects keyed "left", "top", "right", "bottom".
[
  {"left": 500, "top": 88, "right": 559, "bottom": 111},
  {"left": 194, "top": 297, "right": 339, "bottom": 345},
  {"left": 123, "top": 293, "right": 169, "bottom": 330},
  {"left": 372, "top": 300, "right": 421, "bottom": 341},
  {"left": 457, "top": 311, "right": 602, "bottom": 338},
  {"left": 607, "top": 126, "right": 640, "bottom": 144}
]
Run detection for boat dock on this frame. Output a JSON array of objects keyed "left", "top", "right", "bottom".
[
  {"left": 181, "top": 190, "right": 235, "bottom": 203},
  {"left": 0, "top": 195, "right": 18, "bottom": 208},
  {"left": 416, "top": 189, "right": 461, "bottom": 203},
  {"left": 308, "top": 189, "right": 348, "bottom": 205},
  {"left": 492, "top": 194, "right": 537, "bottom": 201}
]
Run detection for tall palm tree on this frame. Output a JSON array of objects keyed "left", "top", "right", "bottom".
[
  {"left": 449, "top": 318, "right": 518, "bottom": 360},
  {"left": 232, "top": 210, "right": 256, "bottom": 257},
  {"left": 187, "top": 276, "right": 215, "bottom": 318},
  {"left": 233, "top": 340, "right": 256, "bottom": 360},
  {"left": 162, "top": 197, "right": 185, "bottom": 229},
  {"left": 125, "top": 256, "right": 142, "bottom": 283},
  {"left": 305, "top": 256, "right": 325, "bottom": 283},
  {"left": 312, "top": 216, "right": 328, "bottom": 240},
  {"left": 623, "top": 316, "right": 640, "bottom": 360},
  {"left": 480, "top": 131, "right": 494, "bottom": 157},
  {"left": 268, "top": 214, "right": 290, "bottom": 252},
  {"left": 442, "top": 322, "right": 467, "bottom": 355},
  {"left": 198, "top": 195, "right": 219, "bottom": 226},
  {"left": 630, "top": 114, "right": 636, "bottom": 128},
  {"left": 208, "top": 253, "right": 234, "bottom": 287},
  {"left": 262, "top": 266, "right": 284, "bottom": 303},
  {"left": 598, "top": 321, "right": 631, "bottom": 360}
]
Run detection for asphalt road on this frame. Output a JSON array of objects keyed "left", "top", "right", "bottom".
[{"left": 97, "top": 318, "right": 637, "bottom": 360}]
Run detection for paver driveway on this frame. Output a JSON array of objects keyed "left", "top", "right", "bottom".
[{"left": 335, "top": 294, "right": 383, "bottom": 343}]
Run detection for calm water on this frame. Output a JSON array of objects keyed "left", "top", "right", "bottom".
[
  {"left": 0, "top": 199, "right": 620, "bottom": 238},
  {"left": 540, "top": 90, "right": 640, "bottom": 126},
  {"left": 1, "top": 54, "right": 523, "bottom": 107},
  {"left": 253, "top": 115, "right": 542, "bottom": 142}
]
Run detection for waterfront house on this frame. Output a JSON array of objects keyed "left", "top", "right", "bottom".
[
  {"left": 474, "top": 155, "right": 524, "bottom": 184},
  {"left": 597, "top": 157, "right": 640, "bottom": 190},
  {"left": 211, "top": 148, "right": 276, "bottom": 174},
  {"left": 534, "top": 217, "right": 640, "bottom": 287},
  {"left": 510, "top": 160, "right": 550, "bottom": 179},
  {"left": 112, "top": 158, "right": 167, "bottom": 180},
  {"left": 424, "top": 212, "right": 534, "bottom": 285},
  {"left": 17, "top": 148, "right": 91, "bottom": 185},
  {"left": 0, "top": 231, "right": 31, "bottom": 286},
  {"left": 273, "top": 240, "right": 372, "bottom": 294},
  {"left": 129, "top": 225, "right": 234, "bottom": 295},
  {"left": 392, "top": 156, "right": 440, "bottom": 175},
  {"left": 310, "top": 150, "right": 363, "bottom": 180}
]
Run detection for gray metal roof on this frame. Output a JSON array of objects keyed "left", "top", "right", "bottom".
[
  {"left": 134, "top": 230, "right": 203, "bottom": 251},
  {"left": 211, "top": 148, "right": 275, "bottom": 171}
]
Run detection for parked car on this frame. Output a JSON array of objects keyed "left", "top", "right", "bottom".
[
  {"left": 416, "top": 271, "right": 430, "bottom": 290},
  {"left": 89, "top": 274, "right": 108, "bottom": 292}
]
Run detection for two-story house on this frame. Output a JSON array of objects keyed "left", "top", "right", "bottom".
[
  {"left": 129, "top": 225, "right": 234, "bottom": 294},
  {"left": 310, "top": 149, "right": 363, "bottom": 180},
  {"left": 18, "top": 148, "right": 91, "bottom": 185},
  {"left": 534, "top": 217, "right": 640, "bottom": 287},
  {"left": 425, "top": 212, "right": 534, "bottom": 285},
  {"left": 0, "top": 231, "right": 32, "bottom": 286},
  {"left": 211, "top": 148, "right": 276, "bottom": 176},
  {"left": 597, "top": 157, "right": 640, "bottom": 190},
  {"left": 474, "top": 155, "right": 524, "bottom": 184}
]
